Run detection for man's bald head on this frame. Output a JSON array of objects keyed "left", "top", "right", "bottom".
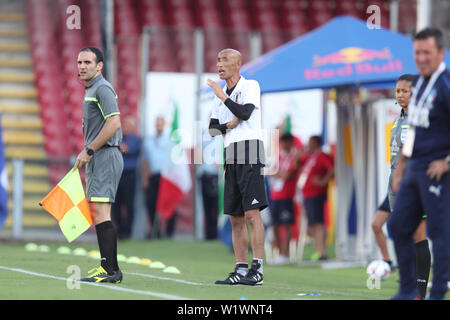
[
  {"left": 217, "top": 48, "right": 242, "bottom": 81},
  {"left": 218, "top": 48, "right": 242, "bottom": 65}
]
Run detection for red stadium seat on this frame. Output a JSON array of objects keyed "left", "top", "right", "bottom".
[
  {"left": 249, "top": 0, "right": 282, "bottom": 31},
  {"left": 220, "top": 0, "right": 251, "bottom": 31},
  {"left": 81, "top": 0, "right": 103, "bottom": 48},
  {"left": 138, "top": 0, "right": 166, "bottom": 27},
  {"left": 165, "top": 0, "right": 195, "bottom": 28},
  {"left": 336, "top": 0, "right": 363, "bottom": 18},
  {"left": 26, "top": 0, "right": 73, "bottom": 160},
  {"left": 228, "top": 31, "right": 250, "bottom": 63},
  {"left": 261, "top": 30, "right": 284, "bottom": 53},
  {"left": 194, "top": 0, "right": 224, "bottom": 29},
  {"left": 114, "top": 0, "right": 140, "bottom": 35},
  {"left": 308, "top": 0, "right": 334, "bottom": 28}
]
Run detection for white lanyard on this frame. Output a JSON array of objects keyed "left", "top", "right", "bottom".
[
  {"left": 402, "top": 61, "right": 446, "bottom": 157},
  {"left": 297, "top": 152, "right": 319, "bottom": 190},
  {"left": 410, "top": 61, "right": 446, "bottom": 111}
]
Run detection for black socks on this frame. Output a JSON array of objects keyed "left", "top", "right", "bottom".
[
  {"left": 415, "top": 239, "right": 431, "bottom": 299},
  {"left": 95, "top": 220, "right": 119, "bottom": 274}
]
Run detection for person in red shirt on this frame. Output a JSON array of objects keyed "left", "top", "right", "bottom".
[
  {"left": 269, "top": 133, "right": 302, "bottom": 265},
  {"left": 297, "top": 135, "right": 334, "bottom": 260}
]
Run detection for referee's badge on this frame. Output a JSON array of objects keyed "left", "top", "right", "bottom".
[{"left": 402, "top": 127, "right": 415, "bottom": 157}]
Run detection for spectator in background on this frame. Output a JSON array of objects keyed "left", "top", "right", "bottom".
[
  {"left": 269, "top": 133, "right": 301, "bottom": 265},
  {"left": 198, "top": 128, "right": 219, "bottom": 240},
  {"left": 111, "top": 115, "right": 141, "bottom": 239},
  {"left": 297, "top": 135, "right": 334, "bottom": 261},
  {"left": 142, "top": 116, "right": 177, "bottom": 238}
]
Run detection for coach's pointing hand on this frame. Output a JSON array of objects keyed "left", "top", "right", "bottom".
[{"left": 207, "top": 79, "right": 228, "bottom": 102}]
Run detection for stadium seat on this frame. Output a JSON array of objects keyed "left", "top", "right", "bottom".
[
  {"left": 162, "top": 0, "right": 196, "bottom": 71},
  {"left": 138, "top": 0, "right": 166, "bottom": 27},
  {"left": 261, "top": 30, "right": 284, "bottom": 53},
  {"left": 194, "top": 0, "right": 224, "bottom": 29},
  {"left": 308, "top": 0, "right": 334, "bottom": 29},
  {"left": 336, "top": 0, "right": 363, "bottom": 18},
  {"left": 249, "top": 0, "right": 282, "bottom": 31},
  {"left": 279, "top": 0, "right": 309, "bottom": 40},
  {"left": 193, "top": 0, "right": 228, "bottom": 72},
  {"left": 26, "top": 0, "right": 73, "bottom": 160},
  {"left": 248, "top": 0, "right": 284, "bottom": 52},
  {"left": 219, "top": 0, "right": 251, "bottom": 62},
  {"left": 114, "top": 0, "right": 140, "bottom": 35},
  {"left": 397, "top": 0, "right": 416, "bottom": 33},
  {"left": 228, "top": 31, "right": 251, "bottom": 64},
  {"left": 166, "top": 0, "right": 195, "bottom": 28},
  {"left": 80, "top": 0, "right": 103, "bottom": 48},
  {"left": 148, "top": 29, "right": 177, "bottom": 72}
]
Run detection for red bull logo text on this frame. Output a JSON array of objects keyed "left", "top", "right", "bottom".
[{"left": 305, "top": 47, "right": 403, "bottom": 80}]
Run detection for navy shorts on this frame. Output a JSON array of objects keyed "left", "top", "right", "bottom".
[
  {"left": 224, "top": 164, "right": 268, "bottom": 216},
  {"left": 377, "top": 194, "right": 390, "bottom": 212},
  {"left": 271, "top": 199, "right": 295, "bottom": 225},
  {"left": 388, "top": 167, "right": 450, "bottom": 296},
  {"left": 304, "top": 194, "right": 326, "bottom": 226}
]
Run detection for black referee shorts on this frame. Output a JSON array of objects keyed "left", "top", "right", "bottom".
[{"left": 224, "top": 164, "right": 268, "bottom": 216}]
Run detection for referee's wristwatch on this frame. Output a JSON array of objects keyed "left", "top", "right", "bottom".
[
  {"left": 85, "top": 147, "right": 94, "bottom": 156},
  {"left": 446, "top": 154, "right": 450, "bottom": 169}
]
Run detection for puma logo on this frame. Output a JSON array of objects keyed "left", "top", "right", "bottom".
[{"left": 428, "top": 185, "right": 442, "bottom": 197}]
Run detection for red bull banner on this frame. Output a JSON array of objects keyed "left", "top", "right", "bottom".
[{"left": 305, "top": 47, "right": 403, "bottom": 81}]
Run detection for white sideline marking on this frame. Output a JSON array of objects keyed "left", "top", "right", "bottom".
[
  {"left": 0, "top": 265, "right": 190, "bottom": 300},
  {"left": 124, "top": 271, "right": 204, "bottom": 286}
]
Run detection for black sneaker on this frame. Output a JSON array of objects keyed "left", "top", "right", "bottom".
[
  {"left": 109, "top": 270, "right": 123, "bottom": 283},
  {"left": 80, "top": 267, "right": 123, "bottom": 284},
  {"left": 240, "top": 262, "right": 263, "bottom": 286},
  {"left": 215, "top": 269, "right": 245, "bottom": 285}
]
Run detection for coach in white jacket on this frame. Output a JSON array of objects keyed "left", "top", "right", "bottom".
[{"left": 207, "top": 49, "right": 267, "bottom": 286}]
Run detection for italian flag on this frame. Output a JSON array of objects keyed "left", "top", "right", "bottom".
[{"left": 156, "top": 102, "right": 192, "bottom": 219}]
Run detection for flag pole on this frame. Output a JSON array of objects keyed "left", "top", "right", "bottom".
[{"left": 193, "top": 28, "right": 204, "bottom": 240}]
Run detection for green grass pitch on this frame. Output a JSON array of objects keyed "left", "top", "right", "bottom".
[{"left": 0, "top": 239, "right": 443, "bottom": 300}]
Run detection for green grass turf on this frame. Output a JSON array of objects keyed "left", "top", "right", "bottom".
[{"left": 0, "top": 239, "right": 443, "bottom": 300}]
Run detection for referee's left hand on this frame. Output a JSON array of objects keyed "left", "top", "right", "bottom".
[{"left": 74, "top": 149, "right": 92, "bottom": 170}]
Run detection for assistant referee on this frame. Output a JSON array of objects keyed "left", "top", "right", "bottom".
[
  {"left": 75, "top": 47, "right": 123, "bottom": 283},
  {"left": 207, "top": 48, "right": 268, "bottom": 286}
]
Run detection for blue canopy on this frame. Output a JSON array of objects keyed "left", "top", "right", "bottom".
[{"left": 241, "top": 15, "right": 450, "bottom": 93}]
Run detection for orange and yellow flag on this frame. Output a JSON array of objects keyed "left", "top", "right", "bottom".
[{"left": 39, "top": 168, "right": 92, "bottom": 242}]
